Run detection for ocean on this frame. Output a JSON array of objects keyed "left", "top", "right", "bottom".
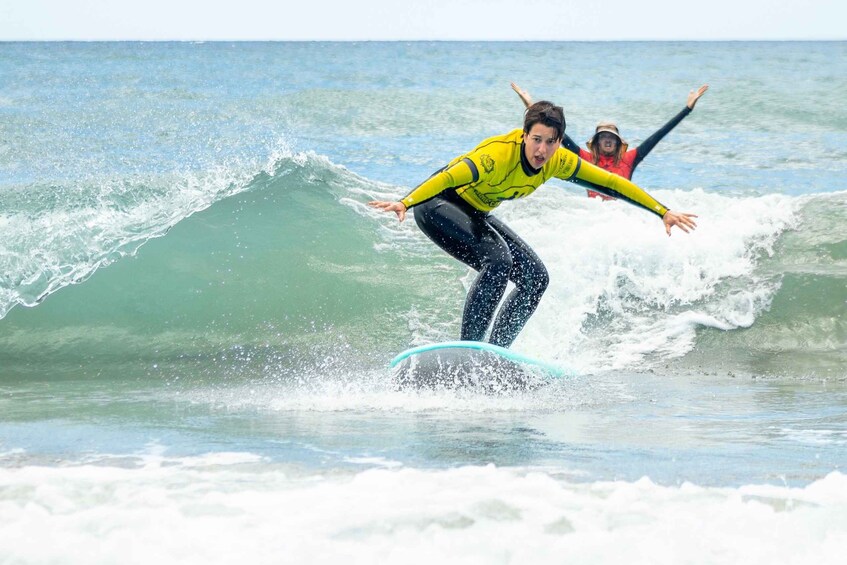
[{"left": 1, "top": 41, "right": 845, "bottom": 563}]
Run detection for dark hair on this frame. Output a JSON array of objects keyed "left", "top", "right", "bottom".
[{"left": 523, "top": 101, "right": 566, "bottom": 140}]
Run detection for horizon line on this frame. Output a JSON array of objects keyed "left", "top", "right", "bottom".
[{"left": 2, "top": 37, "right": 845, "bottom": 43}]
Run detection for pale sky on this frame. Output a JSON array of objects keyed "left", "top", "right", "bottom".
[{"left": 1, "top": 0, "right": 844, "bottom": 41}]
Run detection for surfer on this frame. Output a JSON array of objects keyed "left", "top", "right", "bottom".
[
  {"left": 511, "top": 82, "right": 708, "bottom": 199},
  {"left": 369, "top": 101, "right": 697, "bottom": 348}
]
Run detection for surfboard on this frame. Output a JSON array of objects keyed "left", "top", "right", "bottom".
[{"left": 390, "top": 340, "right": 573, "bottom": 391}]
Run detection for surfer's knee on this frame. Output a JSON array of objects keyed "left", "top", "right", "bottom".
[
  {"left": 519, "top": 262, "right": 549, "bottom": 297},
  {"left": 485, "top": 245, "right": 513, "bottom": 280},
  {"left": 534, "top": 264, "right": 550, "bottom": 295}
]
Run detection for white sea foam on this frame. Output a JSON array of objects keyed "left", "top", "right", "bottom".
[
  {"left": 174, "top": 369, "right": 602, "bottom": 414},
  {"left": 0, "top": 458, "right": 843, "bottom": 565},
  {"left": 492, "top": 187, "right": 800, "bottom": 370}
]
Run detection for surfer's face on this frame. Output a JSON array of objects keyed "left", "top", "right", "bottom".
[
  {"left": 524, "top": 124, "right": 560, "bottom": 169},
  {"left": 596, "top": 132, "right": 620, "bottom": 156}
]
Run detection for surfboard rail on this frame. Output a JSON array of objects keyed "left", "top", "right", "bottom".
[{"left": 390, "top": 340, "right": 569, "bottom": 378}]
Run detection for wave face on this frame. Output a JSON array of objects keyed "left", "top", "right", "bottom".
[
  {"left": 1, "top": 41, "right": 846, "bottom": 379},
  {"left": 0, "top": 152, "right": 457, "bottom": 373},
  {"left": 1, "top": 148, "right": 844, "bottom": 378}
]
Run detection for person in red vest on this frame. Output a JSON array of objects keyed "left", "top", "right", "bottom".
[{"left": 511, "top": 82, "right": 708, "bottom": 199}]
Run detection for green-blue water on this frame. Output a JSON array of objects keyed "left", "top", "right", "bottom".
[{"left": 1, "top": 42, "right": 845, "bottom": 564}]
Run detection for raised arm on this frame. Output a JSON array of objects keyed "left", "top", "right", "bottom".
[
  {"left": 633, "top": 84, "right": 709, "bottom": 167},
  {"left": 510, "top": 82, "right": 533, "bottom": 108}
]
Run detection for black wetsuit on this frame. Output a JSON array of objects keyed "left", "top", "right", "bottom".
[{"left": 414, "top": 189, "right": 549, "bottom": 347}]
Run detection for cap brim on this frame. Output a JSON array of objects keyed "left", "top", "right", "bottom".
[
  {"left": 587, "top": 132, "right": 627, "bottom": 148},
  {"left": 586, "top": 138, "right": 629, "bottom": 154}
]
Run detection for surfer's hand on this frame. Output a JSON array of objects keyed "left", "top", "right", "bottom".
[
  {"left": 369, "top": 200, "right": 407, "bottom": 222},
  {"left": 687, "top": 85, "right": 709, "bottom": 110},
  {"left": 510, "top": 82, "right": 533, "bottom": 108},
  {"left": 663, "top": 210, "right": 698, "bottom": 236}
]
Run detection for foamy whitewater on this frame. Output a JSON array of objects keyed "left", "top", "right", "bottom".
[{"left": 1, "top": 41, "right": 846, "bottom": 563}]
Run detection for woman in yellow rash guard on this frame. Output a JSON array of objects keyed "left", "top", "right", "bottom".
[{"left": 369, "top": 101, "right": 697, "bottom": 348}]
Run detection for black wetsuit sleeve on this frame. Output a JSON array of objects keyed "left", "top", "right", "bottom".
[
  {"left": 561, "top": 133, "right": 581, "bottom": 155},
  {"left": 632, "top": 106, "right": 692, "bottom": 170}
]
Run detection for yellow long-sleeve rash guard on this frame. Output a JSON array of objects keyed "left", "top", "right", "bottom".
[{"left": 400, "top": 129, "right": 669, "bottom": 218}]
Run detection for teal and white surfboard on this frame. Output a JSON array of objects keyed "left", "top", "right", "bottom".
[{"left": 390, "top": 341, "right": 574, "bottom": 389}]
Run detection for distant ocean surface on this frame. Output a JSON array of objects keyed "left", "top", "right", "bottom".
[{"left": 1, "top": 41, "right": 846, "bottom": 563}]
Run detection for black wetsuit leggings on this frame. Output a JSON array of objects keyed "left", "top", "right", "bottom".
[{"left": 413, "top": 190, "right": 549, "bottom": 348}]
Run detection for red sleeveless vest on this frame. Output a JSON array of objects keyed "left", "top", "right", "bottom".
[{"left": 578, "top": 148, "right": 639, "bottom": 200}]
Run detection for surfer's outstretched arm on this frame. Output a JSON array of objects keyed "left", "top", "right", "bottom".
[
  {"left": 368, "top": 159, "right": 476, "bottom": 222},
  {"left": 557, "top": 152, "right": 697, "bottom": 236}
]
